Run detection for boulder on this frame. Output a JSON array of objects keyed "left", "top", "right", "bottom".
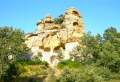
[{"left": 25, "top": 7, "right": 84, "bottom": 67}]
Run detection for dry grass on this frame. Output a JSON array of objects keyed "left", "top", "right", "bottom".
[
  {"left": 19, "top": 65, "right": 48, "bottom": 77},
  {"left": 109, "top": 80, "right": 120, "bottom": 82}
]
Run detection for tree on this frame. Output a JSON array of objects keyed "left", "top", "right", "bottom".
[
  {"left": 0, "top": 26, "right": 29, "bottom": 79},
  {"left": 103, "top": 27, "right": 117, "bottom": 41},
  {"left": 70, "top": 32, "right": 102, "bottom": 64},
  {"left": 70, "top": 27, "right": 120, "bottom": 73},
  {"left": 98, "top": 27, "right": 120, "bottom": 72},
  {"left": 54, "top": 14, "right": 64, "bottom": 24}
]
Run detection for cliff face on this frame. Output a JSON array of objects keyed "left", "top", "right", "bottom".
[{"left": 25, "top": 8, "right": 84, "bottom": 67}]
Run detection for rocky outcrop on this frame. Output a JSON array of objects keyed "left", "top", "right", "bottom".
[{"left": 25, "top": 7, "right": 84, "bottom": 67}]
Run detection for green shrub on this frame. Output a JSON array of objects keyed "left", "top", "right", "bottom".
[
  {"left": 58, "top": 65, "right": 111, "bottom": 82},
  {"left": 57, "top": 60, "right": 81, "bottom": 69},
  {"left": 3, "top": 63, "right": 23, "bottom": 82},
  {"left": 15, "top": 60, "right": 48, "bottom": 67},
  {"left": 57, "top": 60, "right": 111, "bottom": 82},
  {"left": 3, "top": 60, "right": 49, "bottom": 82},
  {"left": 54, "top": 15, "right": 64, "bottom": 24}
]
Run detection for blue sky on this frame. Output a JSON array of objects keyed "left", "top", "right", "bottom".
[{"left": 0, "top": 0, "right": 120, "bottom": 34}]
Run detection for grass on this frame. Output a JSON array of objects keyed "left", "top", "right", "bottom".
[
  {"left": 109, "top": 80, "right": 120, "bottom": 82},
  {"left": 4, "top": 60, "right": 49, "bottom": 82},
  {"left": 57, "top": 60, "right": 81, "bottom": 69}
]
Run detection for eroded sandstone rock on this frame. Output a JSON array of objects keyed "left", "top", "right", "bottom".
[{"left": 25, "top": 7, "right": 84, "bottom": 67}]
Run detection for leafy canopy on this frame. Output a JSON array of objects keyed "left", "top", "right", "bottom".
[{"left": 0, "top": 26, "right": 29, "bottom": 78}]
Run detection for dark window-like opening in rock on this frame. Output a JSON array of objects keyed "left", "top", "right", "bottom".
[
  {"left": 72, "top": 11, "right": 79, "bottom": 15},
  {"left": 45, "top": 21, "right": 53, "bottom": 23},
  {"left": 73, "top": 22, "right": 78, "bottom": 26}
]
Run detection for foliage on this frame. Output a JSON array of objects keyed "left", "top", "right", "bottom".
[
  {"left": 58, "top": 65, "right": 111, "bottom": 82},
  {"left": 70, "top": 32, "right": 102, "bottom": 64},
  {"left": 0, "top": 26, "right": 120, "bottom": 82},
  {"left": 59, "top": 27, "right": 120, "bottom": 82},
  {"left": 71, "top": 27, "right": 120, "bottom": 73},
  {"left": 54, "top": 15, "right": 64, "bottom": 24},
  {"left": 0, "top": 26, "right": 29, "bottom": 79},
  {"left": 97, "top": 27, "right": 120, "bottom": 73},
  {"left": 3, "top": 60, "right": 48, "bottom": 82},
  {"left": 103, "top": 27, "right": 117, "bottom": 41},
  {"left": 15, "top": 60, "right": 48, "bottom": 66},
  {"left": 57, "top": 60, "right": 81, "bottom": 69},
  {"left": 2, "top": 63, "right": 24, "bottom": 82}
]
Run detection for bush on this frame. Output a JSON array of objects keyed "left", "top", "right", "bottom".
[
  {"left": 58, "top": 65, "right": 111, "bottom": 82},
  {"left": 57, "top": 60, "right": 81, "bottom": 69},
  {"left": 15, "top": 60, "right": 48, "bottom": 67},
  {"left": 3, "top": 60, "right": 49, "bottom": 82},
  {"left": 0, "top": 27, "right": 30, "bottom": 79},
  {"left": 97, "top": 51, "right": 120, "bottom": 73},
  {"left": 54, "top": 15, "right": 64, "bottom": 24},
  {"left": 3, "top": 63, "right": 23, "bottom": 82},
  {"left": 57, "top": 60, "right": 111, "bottom": 82}
]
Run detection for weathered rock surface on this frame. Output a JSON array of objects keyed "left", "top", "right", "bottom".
[{"left": 25, "top": 7, "right": 84, "bottom": 67}]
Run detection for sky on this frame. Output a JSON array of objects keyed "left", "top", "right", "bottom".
[{"left": 0, "top": 0, "right": 120, "bottom": 34}]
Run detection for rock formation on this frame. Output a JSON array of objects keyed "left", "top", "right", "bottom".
[{"left": 25, "top": 7, "right": 84, "bottom": 67}]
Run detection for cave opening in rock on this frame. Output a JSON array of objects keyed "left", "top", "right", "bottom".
[
  {"left": 72, "top": 11, "right": 79, "bottom": 15},
  {"left": 73, "top": 22, "right": 78, "bottom": 26}
]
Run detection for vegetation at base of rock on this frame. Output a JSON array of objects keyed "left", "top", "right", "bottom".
[
  {"left": 0, "top": 26, "right": 30, "bottom": 80},
  {"left": 57, "top": 27, "right": 120, "bottom": 82},
  {"left": 58, "top": 65, "right": 111, "bottom": 82},
  {"left": 79, "top": 27, "right": 120, "bottom": 73},
  {"left": 3, "top": 60, "right": 48, "bottom": 82},
  {"left": 15, "top": 60, "right": 48, "bottom": 66},
  {"left": 57, "top": 60, "right": 112, "bottom": 82},
  {"left": 57, "top": 60, "right": 81, "bottom": 69},
  {"left": 0, "top": 26, "right": 120, "bottom": 82}
]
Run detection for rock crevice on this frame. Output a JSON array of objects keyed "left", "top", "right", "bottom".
[{"left": 25, "top": 8, "right": 84, "bottom": 67}]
